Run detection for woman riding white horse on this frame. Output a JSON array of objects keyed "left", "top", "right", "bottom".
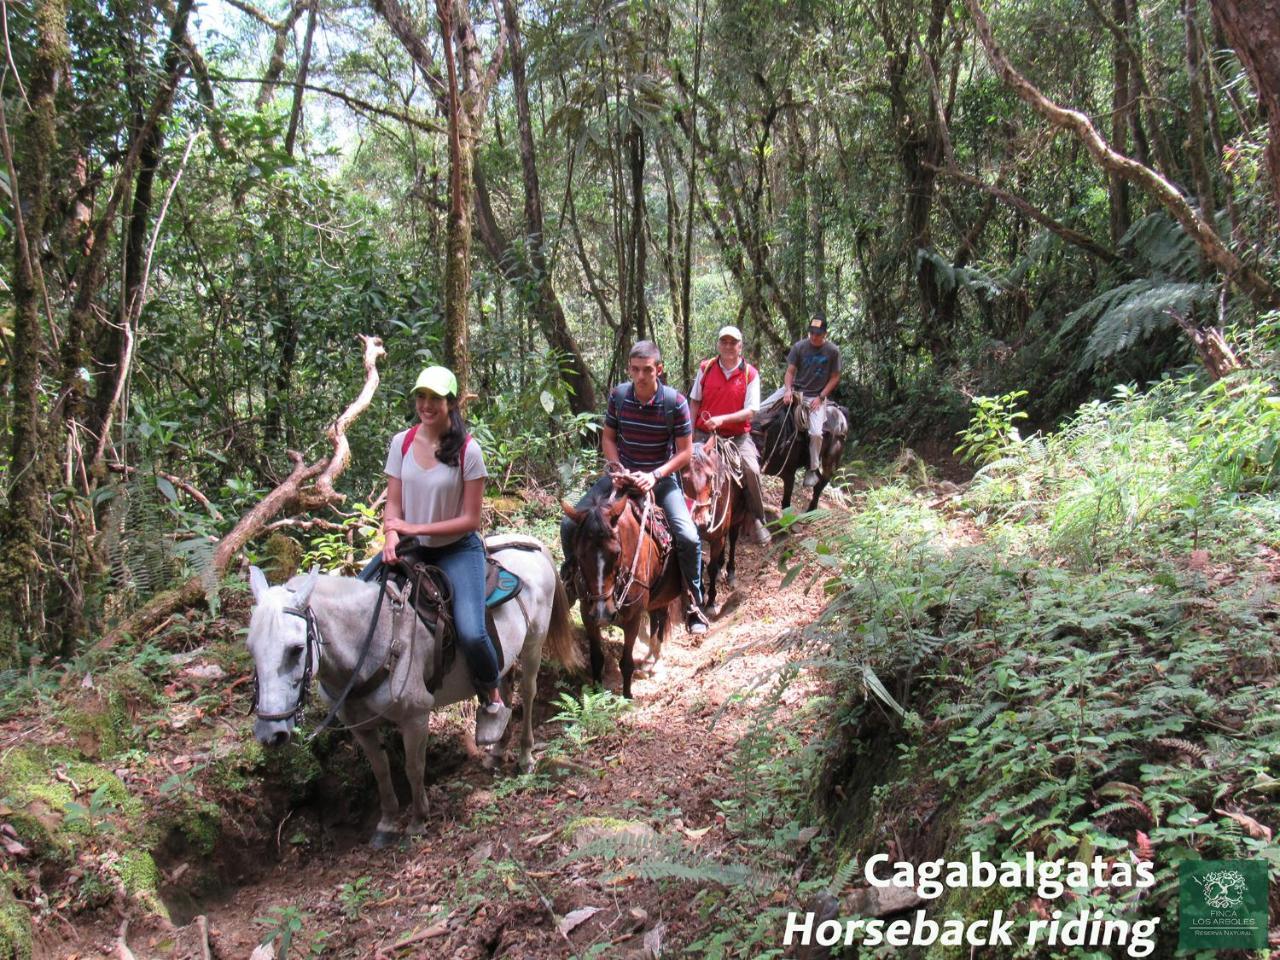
[{"left": 367, "top": 365, "right": 510, "bottom": 745}]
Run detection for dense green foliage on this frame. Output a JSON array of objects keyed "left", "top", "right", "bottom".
[{"left": 766, "top": 368, "right": 1280, "bottom": 955}]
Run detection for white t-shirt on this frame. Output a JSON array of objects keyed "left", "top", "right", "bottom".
[
  {"left": 689, "top": 359, "right": 761, "bottom": 411},
  {"left": 384, "top": 429, "right": 487, "bottom": 548}
]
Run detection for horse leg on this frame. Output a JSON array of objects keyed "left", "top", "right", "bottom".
[
  {"left": 620, "top": 615, "right": 639, "bottom": 699},
  {"left": 400, "top": 712, "right": 432, "bottom": 835},
  {"left": 516, "top": 639, "right": 541, "bottom": 773},
  {"left": 727, "top": 524, "right": 740, "bottom": 589},
  {"left": 349, "top": 721, "right": 402, "bottom": 847},
  {"left": 706, "top": 540, "right": 725, "bottom": 618},
  {"left": 582, "top": 602, "right": 606, "bottom": 690},
  {"left": 808, "top": 475, "right": 830, "bottom": 511},
  {"left": 781, "top": 468, "right": 795, "bottom": 512}
]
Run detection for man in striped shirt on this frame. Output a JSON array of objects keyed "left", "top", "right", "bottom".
[{"left": 560, "top": 340, "right": 708, "bottom": 634}]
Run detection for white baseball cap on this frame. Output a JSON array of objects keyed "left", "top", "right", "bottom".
[{"left": 717, "top": 325, "right": 743, "bottom": 341}]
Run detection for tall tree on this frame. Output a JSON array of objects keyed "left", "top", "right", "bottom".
[
  {"left": 374, "top": 0, "right": 508, "bottom": 396},
  {"left": 1209, "top": 0, "right": 1280, "bottom": 217}
]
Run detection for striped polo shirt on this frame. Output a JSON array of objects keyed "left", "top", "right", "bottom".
[{"left": 605, "top": 383, "right": 693, "bottom": 472}]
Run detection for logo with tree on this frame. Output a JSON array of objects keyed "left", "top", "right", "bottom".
[{"left": 1195, "top": 869, "right": 1248, "bottom": 910}]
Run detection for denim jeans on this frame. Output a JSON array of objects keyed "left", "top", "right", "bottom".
[
  {"left": 559, "top": 475, "right": 703, "bottom": 608},
  {"left": 359, "top": 532, "right": 499, "bottom": 690}
]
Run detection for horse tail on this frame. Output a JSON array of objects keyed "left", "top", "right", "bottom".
[{"left": 544, "top": 562, "right": 585, "bottom": 673}]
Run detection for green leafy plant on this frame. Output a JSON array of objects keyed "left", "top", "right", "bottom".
[
  {"left": 954, "top": 389, "right": 1030, "bottom": 465},
  {"left": 254, "top": 904, "right": 324, "bottom": 958},
  {"left": 63, "top": 784, "right": 121, "bottom": 834},
  {"left": 337, "top": 876, "right": 384, "bottom": 921},
  {"left": 549, "top": 687, "right": 632, "bottom": 747}
]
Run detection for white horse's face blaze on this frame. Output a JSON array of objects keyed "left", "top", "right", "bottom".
[
  {"left": 247, "top": 565, "right": 319, "bottom": 747},
  {"left": 576, "top": 511, "right": 621, "bottom": 623}
]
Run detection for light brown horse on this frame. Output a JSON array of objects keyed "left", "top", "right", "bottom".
[
  {"left": 686, "top": 436, "right": 746, "bottom": 617},
  {"left": 561, "top": 490, "right": 681, "bottom": 698}
]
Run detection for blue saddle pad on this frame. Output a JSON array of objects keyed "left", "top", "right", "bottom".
[{"left": 485, "top": 560, "right": 522, "bottom": 608}]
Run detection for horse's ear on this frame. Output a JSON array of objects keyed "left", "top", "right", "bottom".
[
  {"left": 293, "top": 565, "right": 321, "bottom": 608},
  {"left": 249, "top": 565, "right": 270, "bottom": 602},
  {"left": 562, "top": 499, "right": 585, "bottom": 524},
  {"left": 607, "top": 497, "right": 629, "bottom": 521}
]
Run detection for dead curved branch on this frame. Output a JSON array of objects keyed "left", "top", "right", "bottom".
[{"left": 91, "top": 336, "right": 385, "bottom": 654}]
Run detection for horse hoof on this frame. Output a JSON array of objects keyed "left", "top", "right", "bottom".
[
  {"left": 725, "top": 575, "right": 736, "bottom": 589},
  {"left": 518, "top": 754, "right": 535, "bottom": 774},
  {"left": 370, "top": 830, "right": 401, "bottom": 850}
]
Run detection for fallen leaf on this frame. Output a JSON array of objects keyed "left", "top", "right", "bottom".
[
  {"left": 557, "top": 906, "right": 602, "bottom": 937},
  {"left": 680, "top": 825, "right": 713, "bottom": 841},
  {"left": 468, "top": 841, "right": 494, "bottom": 866},
  {"left": 643, "top": 921, "right": 666, "bottom": 957},
  {"left": 1214, "top": 809, "right": 1272, "bottom": 841},
  {"left": 526, "top": 830, "right": 556, "bottom": 847}
]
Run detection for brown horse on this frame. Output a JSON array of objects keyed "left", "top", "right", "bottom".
[
  {"left": 561, "top": 490, "right": 680, "bottom": 698},
  {"left": 686, "top": 437, "right": 746, "bottom": 616}
]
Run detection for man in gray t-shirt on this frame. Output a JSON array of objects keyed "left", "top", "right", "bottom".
[{"left": 762, "top": 315, "right": 841, "bottom": 487}]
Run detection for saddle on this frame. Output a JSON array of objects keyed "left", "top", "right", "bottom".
[
  {"left": 628, "top": 493, "right": 674, "bottom": 560},
  {"left": 390, "top": 541, "right": 532, "bottom": 693}
]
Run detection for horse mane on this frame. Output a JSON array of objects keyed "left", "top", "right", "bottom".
[
  {"left": 691, "top": 442, "right": 712, "bottom": 466},
  {"left": 579, "top": 489, "right": 618, "bottom": 543}
]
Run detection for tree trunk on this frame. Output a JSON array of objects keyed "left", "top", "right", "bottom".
[
  {"left": 0, "top": 0, "right": 67, "bottom": 659},
  {"left": 1183, "top": 0, "right": 1216, "bottom": 215},
  {"left": 1209, "top": 0, "right": 1280, "bottom": 218},
  {"left": 496, "top": 0, "right": 597, "bottom": 413},
  {"left": 1108, "top": 0, "right": 1132, "bottom": 244}
]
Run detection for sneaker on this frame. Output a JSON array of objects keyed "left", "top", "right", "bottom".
[
  {"left": 802, "top": 469, "right": 820, "bottom": 488},
  {"left": 475, "top": 701, "right": 512, "bottom": 746},
  {"left": 749, "top": 518, "right": 772, "bottom": 545},
  {"left": 686, "top": 606, "right": 709, "bottom": 636}
]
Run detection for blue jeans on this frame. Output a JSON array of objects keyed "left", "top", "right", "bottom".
[
  {"left": 559, "top": 475, "right": 703, "bottom": 608},
  {"left": 359, "top": 532, "right": 499, "bottom": 690}
]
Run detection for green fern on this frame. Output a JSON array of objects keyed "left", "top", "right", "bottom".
[{"left": 565, "top": 832, "right": 778, "bottom": 892}]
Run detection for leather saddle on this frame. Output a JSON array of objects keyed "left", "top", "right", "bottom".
[{"left": 390, "top": 542, "right": 530, "bottom": 693}]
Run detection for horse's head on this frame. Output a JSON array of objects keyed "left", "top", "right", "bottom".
[
  {"left": 687, "top": 440, "right": 722, "bottom": 531},
  {"left": 246, "top": 565, "right": 320, "bottom": 748},
  {"left": 562, "top": 492, "right": 629, "bottom": 623}
]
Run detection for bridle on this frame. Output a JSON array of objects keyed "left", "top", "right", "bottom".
[
  {"left": 252, "top": 571, "right": 390, "bottom": 737},
  {"left": 252, "top": 604, "right": 321, "bottom": 723},
  {"left": 579, "top": 494, "right": 658, "bottom": 611}
]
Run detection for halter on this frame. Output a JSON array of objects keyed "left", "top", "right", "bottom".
[
  {"left": 252, "top": 605, "right": 320, "bottom": 723},
  {"left": 691, "top": 435, "right": 743, "bottom": 535}
]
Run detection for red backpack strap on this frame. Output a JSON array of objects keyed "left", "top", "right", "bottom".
[
  {"left": 401, "top": 424, "right": 419, "bottom": 456},
  {"left": 746, "top": 363, "right": 758, "bottom": 383}
]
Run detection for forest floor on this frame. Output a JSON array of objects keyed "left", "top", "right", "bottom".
[{"left": 25, "top": 475, "right": 857, "bottom": 960}]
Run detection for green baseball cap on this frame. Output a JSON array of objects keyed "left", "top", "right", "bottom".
[{"left": 409, "top": 365, "right": 458, "bottom": 398}]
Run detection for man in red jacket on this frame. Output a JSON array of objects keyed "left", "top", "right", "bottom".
[{"left": 689, "top": 326, "right": 772, "bottom": 545}]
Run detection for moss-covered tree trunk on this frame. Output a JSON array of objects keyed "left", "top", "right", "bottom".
[{"left": 0, "top": 0, "right": 68, "bottom": 661}]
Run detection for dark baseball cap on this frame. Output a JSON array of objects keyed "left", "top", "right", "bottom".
[{"left": 808, "top": 314, "right": 828, "bottom": 334}]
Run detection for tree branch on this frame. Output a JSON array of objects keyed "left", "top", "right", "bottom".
[
  {"left": 208, "top": 74, "right": 443, "bottom": 133},
  {"left": 91, "top": 336, "right": 385, "bottom": 653},
  {"left": 930, "top": 163, "right": 1122, "bottom": 264},
  {"left": 964, "top": 0, "right": 1278, "bottom": 307}
]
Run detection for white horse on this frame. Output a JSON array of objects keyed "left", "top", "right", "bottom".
[{"left": 247, "top": 535, "right": 580, "bottom": 846}]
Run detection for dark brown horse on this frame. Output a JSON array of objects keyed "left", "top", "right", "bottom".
[
  {"left": 686, "top": 437, "right": 746, "bottom": 616},
  {"left": 561, "top": 490, "right": 680, "bottom": 698},
  {"left": 752, "top": 402, "right": 850, "bottom": 511}
]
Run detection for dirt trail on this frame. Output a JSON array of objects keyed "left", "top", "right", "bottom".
[
  {"left": 214, "top": 545, "right": 824, "bottom": 959},
  {"left": 40, "top": 500, "right": 838, "bottom": 960}
]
